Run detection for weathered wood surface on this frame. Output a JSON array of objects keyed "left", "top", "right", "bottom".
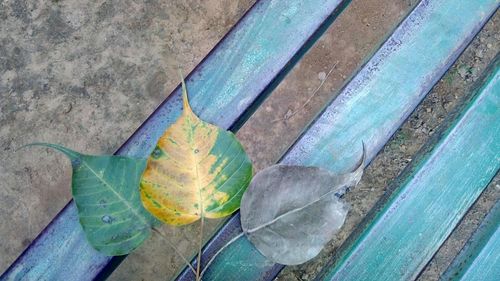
[
  {"left": 316, "top": 56, "right": 500, "bottom": 281},
  {"left": 440, "top": 200, "right": 500, "bottom": 281},
  {"left": 0, "top": 0, "right": 351, "bottom": 280},
  {"left": 177, "top": 0, "right": 499, "bottom": 280}
]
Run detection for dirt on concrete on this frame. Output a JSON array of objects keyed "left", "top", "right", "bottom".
[{"left": 1, "top": 0, "right": 498, "bottom": 280}]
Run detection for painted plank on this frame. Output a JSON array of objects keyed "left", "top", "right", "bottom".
[
  {"left": 0, "top": 1, "right": 351, "bottom": 280},
  {"left": 316, "top": 56, "right": 500, "bottom": 281},
  {"left": 176, "top": 0, "right": 499, "bottom": 280},
  {"left": 440, "top": 201, "right": 500, "bottom": 281}
]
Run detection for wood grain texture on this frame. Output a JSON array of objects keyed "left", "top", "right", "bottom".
[
  {"left": 0, "top": 0, "right": 350, "bottom": 280},
  {"left": 440, "top": 201, "right": 500, "bottom": 281},
  {"left": 317, "top": 56, "right": 500, "bottom": 281},
  {"left": 176, "top": 0, "right": 499, "bottom": 280}
]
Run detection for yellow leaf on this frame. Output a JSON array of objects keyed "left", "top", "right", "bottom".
[{"left": 140, "top": 79, "right": 253, "bottom": 225}]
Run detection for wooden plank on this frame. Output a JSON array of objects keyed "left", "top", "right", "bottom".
[
  {"left": 440, "top": 200, "right": 500, "bottom": 281},
  {"left": 316, "top": 56, "right": 500, "bottom": 281},
  {"left": 0, "top": 1, "right": 351, "bottom": 280},
  {"left": 176, "top": 0, "right": 499, "bottom": 280}
]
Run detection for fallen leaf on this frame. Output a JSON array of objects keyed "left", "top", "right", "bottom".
[
  {"left": 25, "top": 143, "right": 159, "bottom": 256},
  {"left": 140, "top": 80, "right": 253, "bottom": 225},
  {"left": 240, "top": 153, "right": 364, "bottom": 265}
]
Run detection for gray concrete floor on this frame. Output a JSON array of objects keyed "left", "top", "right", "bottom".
[{"left": 1, "top": 0, "right": 498, "bottom": 280}]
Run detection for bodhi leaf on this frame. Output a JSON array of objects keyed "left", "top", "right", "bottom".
[
  {"left": 140, "top": 80, "right": 253, "bottom": 226},
  {"left": 240, "top": 151, "right": 365, "bottom": 265},
  {"left": 25, "top": 143, "right": 159, "bottom": 256}
]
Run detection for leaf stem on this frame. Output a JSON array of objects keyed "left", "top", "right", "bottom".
[
  {"left": 196, "top": 216, "right": 205, "bottom": 281},
  {"left": 199, "top": 232, "right": 244, "bottom": 279},
  {"left": 151, "top": 227, "right": 197, "bottom": 276},
  {"left": 196, "top": 215, "right": 204, "bottom": 281}
]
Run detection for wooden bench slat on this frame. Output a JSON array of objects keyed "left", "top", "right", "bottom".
[
  {"left": 177, "top": 0, "right": 498, "bottom": 280},
  {"left": 317, "top": 56, "right": 500, "bottom": 281},
  {"left": 0, "top": 1, "right": 350, "bottom": 280},
  {"left": 441, "top": 200, "right": 500, "bottom": 281}
]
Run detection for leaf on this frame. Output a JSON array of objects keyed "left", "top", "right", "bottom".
[
  {"left": 140, "top": 80, "right": 253, "bottom": 226},
  {"left": 26, "top": 143, "right": 159, "bottom": 256},
  {"left": 239, "top": 153, "right": 364, "bottom": 265}
]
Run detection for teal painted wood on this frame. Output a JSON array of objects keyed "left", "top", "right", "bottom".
[
  {"left": 177, "top": 0, "right": 499, "bottom": 280},
  {"left": 316, "top": 56, "right": 500, "bottom": 281},
  {"left": 0, "top": 0, "right": 351, "bottom": 280},
  {"left": 440, "top": 201, "right": 500, "bottom": 281},
  {"left": 283, "top": 0, "right": 499, "bottom": 173}
]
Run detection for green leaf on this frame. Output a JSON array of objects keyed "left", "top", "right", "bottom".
[
  {"left": 27, "top": 143, "right": 159, "bottom": 256},
  {"left": 140, "top": 79, "right": 253, "bottom": 226}
]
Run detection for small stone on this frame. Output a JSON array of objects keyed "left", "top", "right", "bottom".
[
  {"left": 426, "top": 107, "right": 432, "bottom": 113},
  {"left": 318, "top": 71, "right": 326, "bottom": 81},
  {"left": 457, "top": 65, "right": 468, "bottom": 79},
  {"left": 486, "top": 43, "right": 492, "bottom": 49},
  {"left": 470, "top": 67, "right": 479, "bottom": 77},
  {"left": 283, "top": 109, "right": 293, "bottom": 120},
  {"left": 63, "top": 103, "right": 72, "bottom": 114}
]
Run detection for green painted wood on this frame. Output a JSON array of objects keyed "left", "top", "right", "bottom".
[
  {"left": 440, "top": 200, "right": 500, "bottom": 281},
  {"left": 177, "top": 0, "right": 499, "bottom": 280},
  {"left": 316, "top": 56, "right": 500, "bottom": 281}
]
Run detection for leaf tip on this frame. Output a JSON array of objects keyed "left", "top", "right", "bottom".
[
  {"left": 178, "top": 71, "right": 192, "bottom": 114},
  {"left": 15, "top": 143, "right": 34, "bottom": 153},
  {"left": 17, "top": 142, "right": 80, "bottom": 160},
  {"left": 360, "top": 140, "right": 367, "bottom": 167}
]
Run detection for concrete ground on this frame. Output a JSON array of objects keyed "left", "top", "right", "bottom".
[{"left": 0, "top": 0, "right": 498, "bottom": 280}]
